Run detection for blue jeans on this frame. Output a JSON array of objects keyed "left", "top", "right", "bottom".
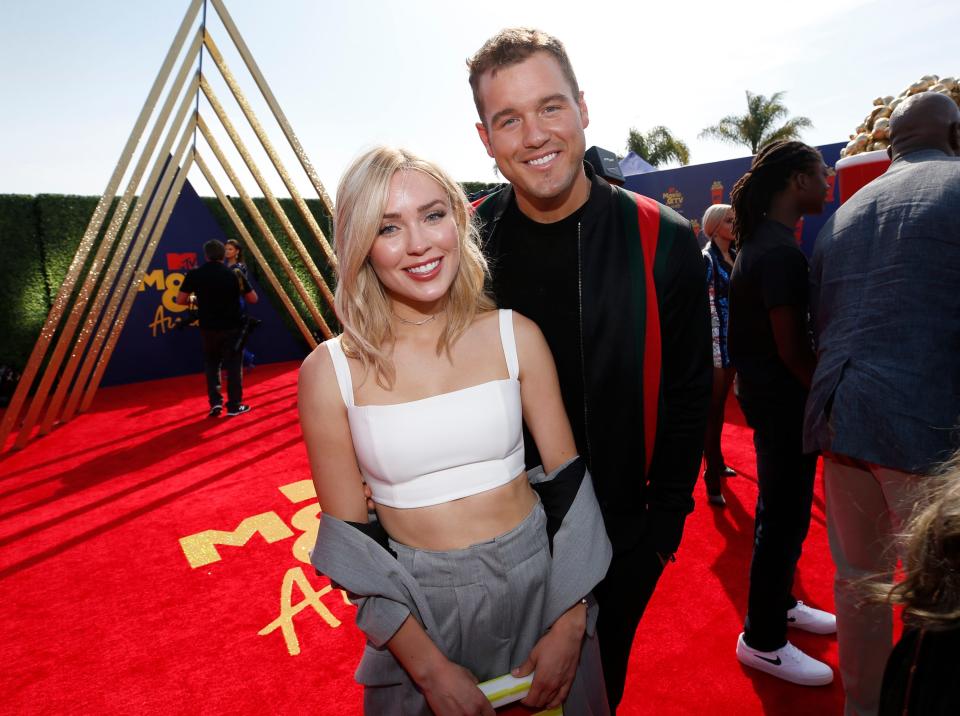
[{"left": 738, "top": 385, "right": 817, "bottom": 651}]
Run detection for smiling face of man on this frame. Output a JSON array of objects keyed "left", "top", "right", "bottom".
[{"left": 474, "top": 51, "right": 591, "bottom": 223}]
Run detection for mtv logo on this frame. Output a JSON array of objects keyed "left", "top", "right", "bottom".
[{"left": 167, "top": 253, "right": 198, "bottom": 271}]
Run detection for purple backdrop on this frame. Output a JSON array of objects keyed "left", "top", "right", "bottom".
[
  {"left": 624, "top": 142, "right": 845, "bottom": 257},
  {"left": 101, "top": 178, "right": 310, "bottom": 386}
]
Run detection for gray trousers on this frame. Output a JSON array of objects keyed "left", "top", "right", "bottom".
[
  {"left": 359, "top": 503, "right": 608, "bottom": 715},
  {"left": 824, "top": 456, "right": 922, "bottom": 716}
]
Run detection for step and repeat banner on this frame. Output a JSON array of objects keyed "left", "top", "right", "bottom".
[
  {"left": 101, "top": 180, "right": 309, "bottom": 386},
  {"left": 625, "top": 141, "right": 845, "bottom": 257}
]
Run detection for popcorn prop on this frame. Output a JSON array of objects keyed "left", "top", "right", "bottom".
[{"left": 840, "top": 75, "right": 960, "bottom": 157}]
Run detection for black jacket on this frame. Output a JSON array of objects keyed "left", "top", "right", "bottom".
[{"left": 475, "top": 166, "right": 711, "bottom": 556}]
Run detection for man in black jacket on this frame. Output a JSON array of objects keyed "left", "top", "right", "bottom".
[
  {"left": 177, "top": 239, "right": 258, "bottom": 417},
  {"left": 468, "top": 28, "right": 712, "bottom": 709}
]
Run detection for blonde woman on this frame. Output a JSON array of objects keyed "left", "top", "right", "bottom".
[
  {"left": 700, "top": 204, "right": 737, "bottom": 505},
  {"left": 301, "top": 146, "right": 610, "bottom": 715}
]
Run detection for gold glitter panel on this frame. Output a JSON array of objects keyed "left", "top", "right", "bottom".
[
  {"left": 43, "top": 35, "right": 204, "bottom": 434},
  {"left": 78, "top": 120, "right": 197, "bottom": 413},
  {"left": 209, "top": 0, "right": 336, "bottom": 219},
  {"left": 62, "top": 74, "right": 203, "bottom": 424},
  {"left": 194, "top": 150, "right": 318, "bottom": 348},
  {"left": 197, "top": 114, "right": 332, "bottom": 339},
  {"left": 7, "top": 0, "right": 343, "bottom": 449},
  {"left": 203, "top": 33, "right": 336, "bottom": 270},
  {"left": 200, "top": 76, "right": 335, "bottom": 313},
  {"left": 1, "top": 0, "right": 203, "bottom": 450},
  {"left": 82, "top": 151, "right": 197, "bottom": 412}
]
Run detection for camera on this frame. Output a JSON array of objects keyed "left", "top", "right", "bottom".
[{"left": 233, "top": 315, "right": 262, "bottom": 353}]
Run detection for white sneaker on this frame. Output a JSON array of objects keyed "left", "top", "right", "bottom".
[
  {"left": 787, "top": 601, "right": 837, "bottom": 634},
  {"left": 736, "top": 633, "right": 834, "bottom": 686}
]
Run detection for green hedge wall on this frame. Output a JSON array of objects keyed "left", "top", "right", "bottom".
[{"left": 0, "top": 195, "right": 45, "bottom": 370}]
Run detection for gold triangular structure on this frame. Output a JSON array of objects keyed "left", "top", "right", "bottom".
[{"left": 2, "top": 0, "right": 337, "bottom": 451}]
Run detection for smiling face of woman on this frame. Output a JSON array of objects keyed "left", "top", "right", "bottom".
[{"left": 368, "top": 169, "right": 461, "bottom": 315}]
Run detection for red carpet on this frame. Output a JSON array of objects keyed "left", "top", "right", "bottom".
[{"left": 0, "top": 364, "right": 844, "bottom": 714}]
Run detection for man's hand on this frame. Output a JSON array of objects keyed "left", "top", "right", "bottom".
[
  {"left": 418, "top": 660, "right": 495, "bottom": 716},
  {"left": 514, "top": 601, "right": 586, "bottom": 709}
]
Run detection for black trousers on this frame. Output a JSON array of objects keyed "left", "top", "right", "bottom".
[
  {"left": 593, "top": 540, "right": 666, "bottom": 710},
  {"left": 201, "top": 328, "right": 243, "bottom": 410},
  {"left": 738, "top": 386, "right": 817, "bottom": 651}
]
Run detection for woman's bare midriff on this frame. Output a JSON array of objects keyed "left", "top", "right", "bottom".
[{"left": 376, "top": 472, "right": 538, "bottom": 551}]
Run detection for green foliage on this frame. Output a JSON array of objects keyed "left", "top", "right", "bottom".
[
  {"left": 626, "top": 126, "right": 690, "bottom": 167},
  {"left": 33, "top": 195, "right": 99, "bottom": 290},
  {"left": 0, "top": 194, "right": 123, "bottom": 373},
  {"left": 460, "top": 181, "right": 502, "bottom": 199},
  {"left": 0, "top": 195, "right": 45, "bottom": 369},
  {"left": 699, "top": 91, "right": 814, "bottom": 154}
]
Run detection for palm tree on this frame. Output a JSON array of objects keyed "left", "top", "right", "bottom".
[
  {"left": 626, "top": 126, "right": 690, "bottom": 167},
  {"left": 699, "top": 91, "right": 813, "bottom": 154}
]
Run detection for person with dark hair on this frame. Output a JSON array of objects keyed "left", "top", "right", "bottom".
[
  {"left": 877, "top": 450, "right": 960, "bottom": 716},
  {"left": 177, "top": 239, "right": 258, "bottom": 417},
  {"left": 700, "top": 203, "right": 738, "bottom": 506},
  {"left": 223, "top": 238, "right": 247, "bottom": 275},
  {"left": 224, "top": 238, "right": 256, "bottom": 370},
  {"left": 804, "top": 90, "right": 960, "bottom": 716},
  {"left": 727, "top": 140, "right": 836, "bottom": 685},
  {"left": 468, "top": 27, "right": 712, "bottom": 709}
]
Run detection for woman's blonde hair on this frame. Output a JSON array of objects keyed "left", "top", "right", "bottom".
[
  {"left": 701, "top": 203, "right": 732, "bottom": 242},
  {"left": 333, "top": 146, "right": 494, "bottom": 387},
  {"left": 883, "top": 450, "right": 960, "bottom": 630}
]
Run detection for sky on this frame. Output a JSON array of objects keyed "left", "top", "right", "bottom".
[{"left": 1, "top": 0, "right": 957, "bottom": 200}]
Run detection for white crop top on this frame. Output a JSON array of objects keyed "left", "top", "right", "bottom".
[{"left": 326, "top": 309, "right": 525, "bottom": 508}]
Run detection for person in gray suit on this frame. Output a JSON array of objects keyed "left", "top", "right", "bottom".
[{"left": 804, "top": 90, "right": 960, "bottom": 716}]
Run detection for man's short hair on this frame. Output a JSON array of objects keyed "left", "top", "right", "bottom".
[
  {"left": 467, "top": 28, "right": 580, "bottom": 123},
  {"left": 204, "top": 239, "right": 225, "bottom": 261}
]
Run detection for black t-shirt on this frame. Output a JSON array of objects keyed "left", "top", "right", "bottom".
[
  {"left": 490, "top": 198, "right": 587, "bottom": 469},
  {"left": 180, "top": 260, "right": 251, "bottom": 330},
  {"left": 727, "top": 219, "right": 809, "bottom": 395}
]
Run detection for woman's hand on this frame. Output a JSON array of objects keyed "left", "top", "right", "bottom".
[
  {"left": 387, "top": 617, "right": 494, "bottom": 716},
  {"left": 418, "top": 660, "right": 495, "bottom": 716},
  {"left": 513, "top": 601, "right": 587, "bottom": 709}
]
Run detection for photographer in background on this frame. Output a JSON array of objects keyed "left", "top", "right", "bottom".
[{"left": 177, "top": 239, "right": 258, "bottom": 418}]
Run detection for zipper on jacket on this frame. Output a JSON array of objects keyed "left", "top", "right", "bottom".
[{"left": 576, "top": 222, "right": 593, "bottom": 469}]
